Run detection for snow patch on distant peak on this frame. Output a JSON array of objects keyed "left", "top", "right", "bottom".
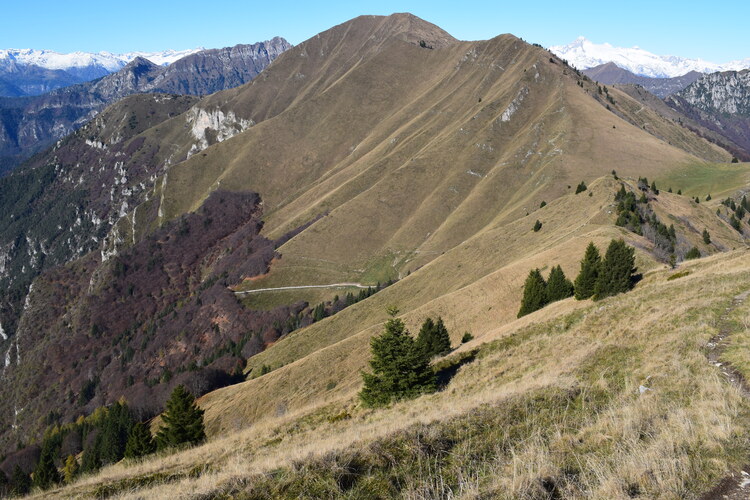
[
  {"left": 550, "top": 37, "right": 750, "bottom": 78},
  {"left": 0, "top": 47, "right": 203, "bottom": 72}
]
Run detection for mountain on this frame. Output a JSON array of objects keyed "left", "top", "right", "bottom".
[
  {"left": 1, "top": 13, "right": 750, "bottom": 498},
  {"left": 666, "top": 70, "right": 750, "bottom": 160},
  {"left": 0, "top": 48, "right": 202, "bottom": 97},
  {"left": 551, "top": 36, "right": 750, "bottom": 78},
  {"left": 0, "top": 38, "right": 291, "bottom": 175},
  {"left": 582, "top": 62, "right": 702, "bottom": 97}
]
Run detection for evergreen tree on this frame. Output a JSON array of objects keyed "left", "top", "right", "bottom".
[
  {"left": 706, "top": 193, "right": 712, "bottom": 201},
  {"left": 730, "top": 214, "right": 742, "bottom": 231},
  {"left": 0, "top": 468, "right": 7, "bottom": 496},
  {"left": 685, "top": 247, "right": 701, "bottom": 260},
  {"left": 155, "top": 385, "right": 206, "bottom": 450},
  {"left": 81, "top": 433, "right": 102, "bottom": 473},
  {"left": 33, "top": 443, "right": 60, "bottom": 490},
  {"left": 677, "top": 189, "right": 682, "bottom": 195},
  {"left": 124, "top": 422, "right": 156, "bottom": 459},
  {"left": 533, "top": 220, "right": 542, "bottom": 232},
  {"left": 574, "top": 242, "right": 602, "bottom": 300},
  {"left": 359, "top": 314, "right": 436, "bottom": 407},
  {"left": 702, "top": 229, "right": 711, "bottom": 245},
  {"left": 594, "top": 239, "right": 636, "bottom": 300},
  {"left": 99, "top": 401, "right": 135, "bottom": 465},
  {"left": 546, "top": 265, "right": 574, "bottom": 302},
  {"left": 517, "top": 269, "right": 548, "bottom": 317},
  {"left": 416, "top": 317, "right": 451, "bottom": 359},
  {"left": 10, "top": 465, "right": 30, "bottom": 496},
  {"left": 575, "top": 181, "right": 587, "bottom": 194},
  {"left": 63, "top": 455, "right": 79, "bottom": 485},
  {"left": 650, "top": 181, "right": 659, "bottom": 195}
]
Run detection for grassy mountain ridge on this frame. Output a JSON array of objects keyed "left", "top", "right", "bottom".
[{"left": 1, "top": 13, "right": 749, "bottom": 496}]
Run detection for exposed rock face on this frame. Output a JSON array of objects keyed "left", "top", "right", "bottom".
[
  {"left": 675, "top": 70, "right": 750, "bottom": 115},
  {"left": 666, "top": 70, "right": 750, "bottom": 160},
  {"left": 0, "top": 38, "right": 291, "bottom": 174}
]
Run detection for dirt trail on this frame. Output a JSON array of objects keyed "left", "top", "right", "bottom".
[
  {"left": 701, "top": 290, "right": 750, "bottom": 500},
  {"left": 234, "top": 283, "right": 368, "bottom": 294}
]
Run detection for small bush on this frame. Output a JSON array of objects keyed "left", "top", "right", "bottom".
[
  {"left": 667, "top": 271, "right": 690, "bottom": 281},
  {"left": 533, "top": 220, "right": 543, "bottom": 232},
  {"left": 461, "top": 332, "right": 474, "bottom": 343},
  {"left": 685, "top": 247, "right": 701, "bottom": 260}
]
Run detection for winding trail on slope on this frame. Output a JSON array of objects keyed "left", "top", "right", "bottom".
[
  {"left": 701, "top": 289, "right": 750, "bottom": 500},
  {"left": 233, "top": 283, "right": 369, "bottom": 294}
]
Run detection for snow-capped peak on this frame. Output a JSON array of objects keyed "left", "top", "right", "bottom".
[
  {"left": 550, "top": 37, "right": 750, "bottom": 78},
  {"left": 0, "top": 47, "right": 204, "bottom": 72}
]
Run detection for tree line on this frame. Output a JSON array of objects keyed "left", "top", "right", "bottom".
[
  {"left": 1, "top": 385, "right": 205, "bottom": 496},
  {"left": 518, "top": 239, "right": 637, "bottom": 318}
]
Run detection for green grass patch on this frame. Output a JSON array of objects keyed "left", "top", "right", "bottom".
[
  {"left": 656, "top": 161, "right": 750, "bottom": 199},
  {"left": 667, "top": 270, "right": 691, "bottom": 281}
]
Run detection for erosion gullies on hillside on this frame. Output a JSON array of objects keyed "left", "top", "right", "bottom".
[{"left": 0, "top": 38, "right": 291, "bottom": 174}]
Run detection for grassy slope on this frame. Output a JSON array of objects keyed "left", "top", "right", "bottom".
[{"left": 40, "top": 248, "right": 750, "bottom": 499}]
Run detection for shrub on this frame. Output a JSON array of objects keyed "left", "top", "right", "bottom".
[
  {"left": 685, "top": 247, "right": 701, "bottom": 260},
  {"left": 533, "top": 220, "right": 542, "bottom": 232},
  {"left": 575, "top": 181, "right": 587, "bottom": 194},
  {"left": 702, "top": 229, "right": 711, "bottom": 245},
  {"left": 461, "top": 332, "right": 474, "bottom": 343}
]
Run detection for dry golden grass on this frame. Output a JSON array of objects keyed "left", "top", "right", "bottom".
[{"left": 35, "top": 246, "right": 750, "bottom": 499}]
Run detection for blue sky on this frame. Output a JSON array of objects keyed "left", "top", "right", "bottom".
[{"left": 3, "top": 1, "right": 747, "bottom": 62}]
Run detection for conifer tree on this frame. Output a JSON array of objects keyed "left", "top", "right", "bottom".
[
  {"left": 517, "top": 269, "right": 548, "bottom": 317},
  {"left": 10, "top": 465, "right": 30, "bottom": 496},
  {"left": 593, "top": 239, "right": 636, "bottom": 300},
  {"left": 62, "top": 455, "right": 79, "bottom": 484},
  {"left": 703, "top": 229, "right": 711, "bottom": 244},
  {"left": 533, "top": 219, "right": 542, "bottom": 232},
  {"left": 359, "top": 313, "right": 436, "bottom": 407},
  {"left": 574, "top": 242, "right": 601, "bottom": 300},
  {"left": 99, "top": 401, "right": 135, "bottom": 465},
  {"left": 0, "top": 468, "right": 7, "bottom": 496},
  {"left": 156, "top": 385, "right": 206, "bottom": 450},
  {"left": 416, "top": 317, "right": 451, "bottom": 359},
  {"left": 546, "top": 265, "right": 574, "bottom": 302},
  {"left": 33, "top": 443, "right": 60, "bottom": 490},
  {"left": 575, "top": 181, "right": 587, "bottom": 194},
  {"left": 685, "top": 247, "right": 701, "bottom": 260},
  {"left": 124, "top": 422, "right": 156, "bottom": 459}
]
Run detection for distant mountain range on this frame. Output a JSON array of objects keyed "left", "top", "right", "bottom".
[
  {"left": 581, "top": 63, "right": 703, "bottom": 98},
  {"left": 0, "top": 38, "right": 291, "bottom": 174},
  {"left": 551, "top": 37, "right": 750, "bottom": 78},
  {"left": 0, "top": 48, "right": 203, "bottom": 97}
]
